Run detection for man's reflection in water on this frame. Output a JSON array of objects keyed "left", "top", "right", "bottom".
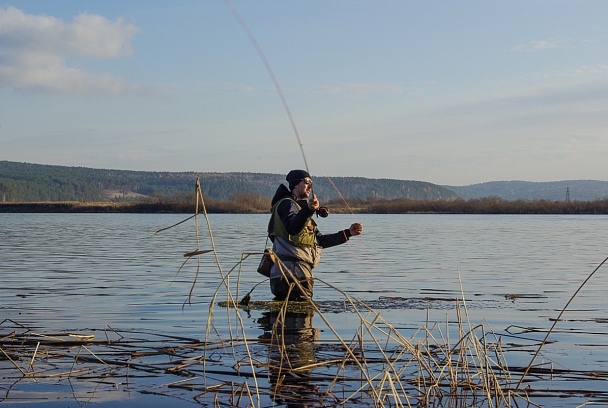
[{"left": 258, "top": 309, "right": 321, "bottom": 407}]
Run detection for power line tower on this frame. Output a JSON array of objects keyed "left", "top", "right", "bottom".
[{"left": 565, "top": 186, "right": 571, "bottom": 202}]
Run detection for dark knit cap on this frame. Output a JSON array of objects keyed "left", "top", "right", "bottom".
[{"left": 286, "top": 169, "right": 311, "bottom": 190}]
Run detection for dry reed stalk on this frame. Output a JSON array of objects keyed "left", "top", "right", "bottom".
[
  {"left": 103, "top": 325, "right": 124, "bottom": 342},
  {"left": 311, "top": 291, "right": 431, "bottom": 406},
  {"left": 268, "top": 300, "right": 294, "bottom": 391},
  {"left": 27, "top": 342, "right": 40, "bottom": 374},
  {"left": 188, "top": 178, "right": 263, "bottom": 406},
  {"left": 299, "top": 290, "right": 396, "bottom": 404},
  {"left": 0, "top": 347, "right": 26, "bottom": 375},
  {"left": 26, "top": 368, "right": 91, "bottom": 378},
  {"left": 515, "top": 255, "right": 608, "bottom": 390}
]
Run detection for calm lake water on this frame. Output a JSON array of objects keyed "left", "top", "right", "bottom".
[{"left": 2, "top": 213, "right": 608, "bottom": 407}]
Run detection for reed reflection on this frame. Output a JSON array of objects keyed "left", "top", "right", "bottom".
[{"left": 258, "top": 308, "right": 320, "bottom": 406}]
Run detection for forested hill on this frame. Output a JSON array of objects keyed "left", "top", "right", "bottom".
[
  {"left": 0, "top": 161, "right": 458, "bottom": 202},
  {"left": 445, "top": 180, "right": 608, "bottom": 201}
]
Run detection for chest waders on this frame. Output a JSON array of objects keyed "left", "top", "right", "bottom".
[{"left": 269, "top": 198, "right": 319, "bottom": 300}]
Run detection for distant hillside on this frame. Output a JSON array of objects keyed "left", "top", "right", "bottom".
[
  {"left": 0, "top": 161, "right": 458, "bottom": 203},
  {"left": 445, "top": 180, "right": 608, "bottom": 201}
]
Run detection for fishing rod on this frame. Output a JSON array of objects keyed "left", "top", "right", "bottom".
[
  {"left": 224, "top": 0, "right": 309, "bottom": 174},
  {"left": 224, "top": 0, "right": 331, "bottom": 218}
]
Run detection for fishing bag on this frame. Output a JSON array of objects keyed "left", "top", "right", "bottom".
[{"left": 257, "top": 248, "right": 273, "bottom": 277}]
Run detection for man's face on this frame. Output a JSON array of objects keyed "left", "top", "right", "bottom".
[{"left": 293, "top": 177, "right": 313, "bottom": 199}]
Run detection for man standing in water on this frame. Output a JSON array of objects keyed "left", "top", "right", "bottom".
[{"left": 268, "top": 169, "right": 363, "bottom": 301}]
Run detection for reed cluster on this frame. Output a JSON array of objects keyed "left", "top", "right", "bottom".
[
  {"left": 0, "top": 291, "right": 528, "bottom": 406},
  {"left": 201, "top": 250, "right": 536, "bottom": 407}
]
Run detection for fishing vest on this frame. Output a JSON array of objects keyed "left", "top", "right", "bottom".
[{"left": 270, "top": 198, "right": 317, "bottom": 247}]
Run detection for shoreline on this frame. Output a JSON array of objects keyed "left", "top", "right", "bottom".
[{"left": 2, "top": 199, "right": 608, "bottom": 214}]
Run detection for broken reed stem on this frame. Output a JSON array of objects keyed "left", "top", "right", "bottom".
[
  {"left": 1, "top": 347, "right": 26, "bottom": 375},
  {"left": 27, "top": 342, "right": 39, "bottom": 373}
]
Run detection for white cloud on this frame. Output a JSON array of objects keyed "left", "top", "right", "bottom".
[
  {"left": 0, "top": 6, "right": 140, "bottom": 94},
  {"left": 511, "top": 39, "right": 559, "bottom": 52}
]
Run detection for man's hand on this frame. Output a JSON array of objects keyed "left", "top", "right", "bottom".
[
  {"left": 307, "top": 194, "right": 320, "bottom": 211},
  {"left": 349, "top": 223, "right": 363, "bottom": 236}
]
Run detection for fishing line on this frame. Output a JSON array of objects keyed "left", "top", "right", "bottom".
[{"left": 310, "top": 157, "right": 387, "bottom": 289}]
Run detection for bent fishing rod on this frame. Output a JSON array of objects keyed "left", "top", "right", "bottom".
[
  {"left": 224, "top": 0, "right": 309, "bottom": 173},
  {"left": 225, "top": 0, "right": 329, "bottom": 217}
]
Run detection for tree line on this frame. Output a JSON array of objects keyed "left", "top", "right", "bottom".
[{"left": 0, "top": 161, "right": 457, "bottom": 202}]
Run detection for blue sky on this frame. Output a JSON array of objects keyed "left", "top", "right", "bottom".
[{"left": 1, "top": 1, "right": 607, "bottom": 185}]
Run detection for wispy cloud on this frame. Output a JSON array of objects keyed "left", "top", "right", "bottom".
[
  {"left": 0, "top": 6, "right": 141, "bottom": 94},
  {"left": 315, "top": 82, "right": 408, "bottom": 97},
  {"left": 552, "top": 64, "right": 608, "bottom": 79},
  {"left": 511, "top": 39, "right": 560, "bottom": 52}
]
